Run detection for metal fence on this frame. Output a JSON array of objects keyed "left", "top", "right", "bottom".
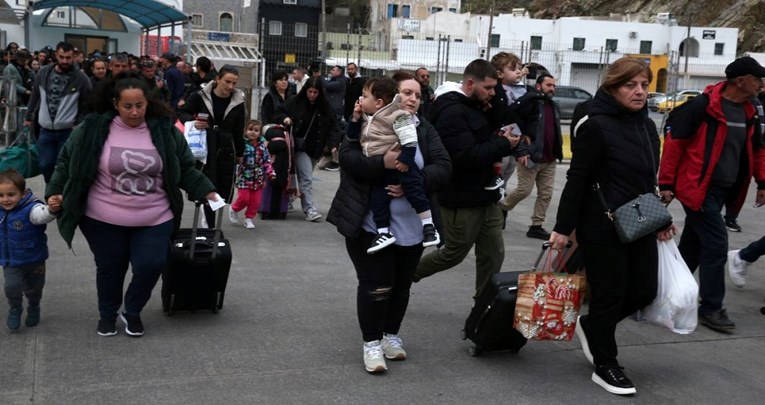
[{"left": 248, "top": 24, "right": 737, "bottom": 119}]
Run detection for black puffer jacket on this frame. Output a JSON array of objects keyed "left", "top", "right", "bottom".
[
  {"left": 553, "top": 89, "right": 661, "bottom": 239},
  {"left": 512, "top": 90, "right": 563, "bottom": 163},
  {"left": 327, "top": 119, "right": 452, "bottom": 239},
  {"left": 428, "top": 89, "right": 516, "bottom": 208}
]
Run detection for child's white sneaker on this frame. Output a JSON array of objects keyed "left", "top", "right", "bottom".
[
  {"left": 243, "top": 218, "right": 255, "bottom": 229},
  {"left": 228, "top": 207, "right": 240, "bottom": 224}
]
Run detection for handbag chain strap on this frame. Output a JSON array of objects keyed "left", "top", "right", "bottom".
[{"left": 593, "top": 121, "right": 659, "bottom": 221}]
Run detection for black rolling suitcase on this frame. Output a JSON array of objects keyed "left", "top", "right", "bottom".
[
  {"left": 462, "top": 242, "right": 575, "bottom": 356},
  {"left": 462, "top": 271, "right": 527, "bottom": 356},
  {"left": 162, "top": 201, "right": 232, "bottom": 315}
]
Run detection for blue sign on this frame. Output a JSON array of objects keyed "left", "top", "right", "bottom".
[{"left": 208, "top": 32, "right": 231, "bottom": 42}]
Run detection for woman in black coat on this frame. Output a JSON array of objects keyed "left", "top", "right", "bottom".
[
  {"left": 281, "top": 77, "right": 340, "bottom": 221},
  {"left": 327, "top": 71, "right": 451, "bottom": 374},
  {"left": 260, "top": 70, "right": 289, "bottom": 125},
  {"left": 178, "top": 65, "right": 246, "bottom": 227},
  {"left": 549, "top": 58, "right": 675, "bottom": 396}
]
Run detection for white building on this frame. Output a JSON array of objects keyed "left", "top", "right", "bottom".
[{"left": 392, "top": 11, "right": 739, "bottom": 93}]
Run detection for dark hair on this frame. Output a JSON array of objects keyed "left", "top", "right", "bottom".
[
  {"left": 536, "top": 73, "right": 554, "bottom": 85},
  {"left": 56, "top": 42, "right": 74, "bottom": 53},
  {"left": 94, "top": 72, "right": 172, "bottom": 118},
  {"left": 463, "top": 59, "right": 498, "bottom": 81},
  {"left": 218, "top": 64, "right": 240, "bottom": 79},
  {"left": 291, "top": 77, "right": 332, "bottom": 116},
  {"left": 364, "top": 76, "right": 397, "bottom": 105},
  {"left": 195, "top": 56, "right": 212, "bottom": 73},
  {"left": 346, "top": 62, "right": 357, "bottom": 69},
  {"left": 109, "top": 53, "right": 129, "bottom": 64},
  {"left": 392, "top": 70, "right": 417, "bottom": 86},
  {"left": 0, "top": 169, "right": 25, "bottom": 192},
  {"left": 269, "top": 69, "right": 287, "bottom": 84}
]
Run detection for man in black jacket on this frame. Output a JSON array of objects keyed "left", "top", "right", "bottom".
[
  {"left": 413, "top": 59, "right": 520, "bottom": 296},
  {"left": 500, "top": 74, "right": 563, "bottom": 240}
]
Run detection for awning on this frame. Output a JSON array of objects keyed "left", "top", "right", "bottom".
[
  {"left": 0, "top": 1, "right": 21, "bottom": 25},
  {"left": 189, "top": 41, "right": 263, "bottom": 67},
  {"left": 31, "top": 0, "right": 188, "bottom": 30}
]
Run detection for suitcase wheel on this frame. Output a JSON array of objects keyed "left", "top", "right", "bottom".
[{"left": 468, "top": 345, "right": 483, "bottom": 357}]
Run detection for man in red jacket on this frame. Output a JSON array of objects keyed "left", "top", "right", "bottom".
[{"left": 659, "top": 56, "right": 765, "bottom": 332}]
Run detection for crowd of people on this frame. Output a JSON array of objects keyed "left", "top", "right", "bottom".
[{"left": 2, "top": 38, "right": 765, "bottom": 397}]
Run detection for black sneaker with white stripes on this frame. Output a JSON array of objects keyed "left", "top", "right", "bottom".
[
  {"left": 422, "top": 224, "right": 440, "bottom": 247},
  {"left": 484, "top": 176, "right": 504, "bottom": 190},
  {"left": 367, "top": 233, "right": 396, "bottom": 254}
]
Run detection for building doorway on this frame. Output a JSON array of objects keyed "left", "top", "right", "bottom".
[{"left": 65, "top": 34, "right": 114, "bottom": 56}]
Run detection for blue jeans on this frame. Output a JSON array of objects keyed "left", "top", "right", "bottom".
[
  {"left": 739, "top": 235, "right": 765, "bottom": 263},
  {"left": 38, "top": 127, "right": 72, "bottom": 183},
  {"left": 679, "top": 186, "right": 729, "bottom": 315},
  {"left": 3, "top": 262, "right": 46, "bottom": 308},
  {"left": 79, "top": 217, "right": 174, "bottom": 320}
]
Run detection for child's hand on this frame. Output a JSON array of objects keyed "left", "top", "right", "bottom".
[
  {"left": 395, "top": 161, "right": 409, "bottom": 173},
  {"left": 47, "top": 195, "right": 62, "bottom": 212},
  {"left": 351, "top": 99, "right": 362, "bottom": 122}
]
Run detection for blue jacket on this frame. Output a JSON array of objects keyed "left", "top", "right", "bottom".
[{"left": 0, "top": 192, "right": 48, "bottom": 267}]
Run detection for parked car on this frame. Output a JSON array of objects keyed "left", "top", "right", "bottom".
[
  {"left": 647, "top": 92, "right": 666, "bottom": 111},
  {"left": 648, "top": 90, "right": 702, "bottom": 112},
  {"left": 656, "top": 92, "right": 700, "bottom": 113},
  {"left": 553, "top": 86, "right": 593, "bottom": 120}
]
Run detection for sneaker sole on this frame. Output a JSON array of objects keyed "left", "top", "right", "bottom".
[
  {"left": 727, "top": 250, "right": 746, "bottom": 288},
  {"left": 365, "top": 364, "right": 387, "bottom": 373},
  {"left": 591, "top": 372, "right": 636, "bottom": 395},
  {"left": 97, "top": 330, "right": 118, "bottom": 337},
  {"left": 384, "top": 352, "right": 407, "bottom": 361},
  {"left": 367, "top": 237, "right": 397, "bottom": 254},
  {"left": 699, "top": 319, "right": 735, "bottom": 332},
  {"left": 575, "top": 317, "right": 594, "bottom": 366},
  {"left": 119, "top": 313, "right": 144, "bottom": 337},
  {"left": 422, "top": 235, "right": 440, "bottom": 248},
  {"left": 726, "top": 226, "right": 742, "bottom": 232}
]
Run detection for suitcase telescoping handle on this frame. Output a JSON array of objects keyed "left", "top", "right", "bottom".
[
  {"left": 189, "top": 200, "right": 224, "bottom": 260},
  {"left": 532, "top": 241, "right": 573, "bottom": 271}
]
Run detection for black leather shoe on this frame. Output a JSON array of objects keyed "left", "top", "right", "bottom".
[
  {"left": 526, "top": 225, "right": 551, "bottom": 240},
  {"left": 699, "top": 309, "right": 735, "bottom": 332}
]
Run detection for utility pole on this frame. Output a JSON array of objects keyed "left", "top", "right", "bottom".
[
  {"left": 683, "top": 11, "right": 692, "bottom": 89},
  {"left": 321, "top": 0, "right": 327, "bottom": 60},
  {"left": 485, "top": 0, "right": 495, "bottom": 61}
]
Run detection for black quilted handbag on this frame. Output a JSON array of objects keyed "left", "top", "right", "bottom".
[{"left": 595, "top": 185, "right": 673, "bottom": 243}]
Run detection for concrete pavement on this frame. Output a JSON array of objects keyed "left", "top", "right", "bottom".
[{"left": 2, "top": 165, "right": 765, "bottom": 404}]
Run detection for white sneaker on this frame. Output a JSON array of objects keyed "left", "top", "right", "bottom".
[
  {"left": 381, "top": 334, "right": 407, "bottom": 360},
  {"left": 243, "top": 218, "right": 255, "bottom": 229},
  {"left": 727, "top": 250, "right": 750, "bottom": 288},
  {"left": 305, "top": 210, "right": 322, "bottom": 222},
  {"left": 228, "top": 207, "right": 240, "bottom": 224},
  {"left": 363, "top": 340, "right": 387, "bottom": 373}
]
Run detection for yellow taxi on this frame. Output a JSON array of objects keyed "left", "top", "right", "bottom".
[{"left": 656, "top": 92, "right": 699, "bottom": 113}]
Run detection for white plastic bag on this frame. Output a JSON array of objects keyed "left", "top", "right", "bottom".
[
  {"left": 183, "top": 121, "right": 208, "bottom": 161},
  {"left": 643, "top": 240, "right": 699, "bottom": 334}
]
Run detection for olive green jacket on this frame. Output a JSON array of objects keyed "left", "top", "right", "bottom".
[{"left": 45, "top": 112, "right": 215, "bottom": 247}]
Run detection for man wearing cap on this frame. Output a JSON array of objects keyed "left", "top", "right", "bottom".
[
  {"left": 659, "top": 56, "right": 765, "bottom": 332},
  {"left": 159, "top": 52, "right": 185, "bottom": 110}
]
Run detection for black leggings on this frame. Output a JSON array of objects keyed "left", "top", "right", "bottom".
[
  {"left": 579, "top": 231, "right": 658, "bottom": 367},
  {"left": 345, "top": 231, "right": 424, "bottom": 342}
]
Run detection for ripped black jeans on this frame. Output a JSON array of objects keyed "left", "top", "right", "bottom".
[{"left": 346, "top": 231, "right": 424, "bottom": 342}]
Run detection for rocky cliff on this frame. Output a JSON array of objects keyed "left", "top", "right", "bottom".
[{"left": 465, "top": 0, "right": 765, "bottom": 53}]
